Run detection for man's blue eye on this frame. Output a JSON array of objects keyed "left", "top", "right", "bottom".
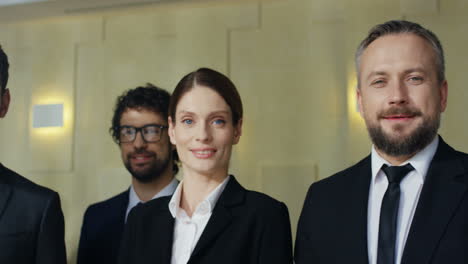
[
  {"left": 183, "top": 119, "right": 193, "bottom": 125},
  {"left": 213, "top": 119, "right": 225, "bottom": 125}
]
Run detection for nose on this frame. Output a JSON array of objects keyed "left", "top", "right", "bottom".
[
  {"left": 133, "top": 131, "right": 147, "bottom": 149},
  {"left": 195, "top": 122, "right": 212, "bottom": 143},
  {"left": 388, "top": 79, "right": 409, "bottom": 105}
]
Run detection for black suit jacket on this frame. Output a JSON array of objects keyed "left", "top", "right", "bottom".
[
  {"left": 77, "top": 190, "right": 129, "bottom": 264},
  {"left": 118, "top": 176, "right": 293, "bottom": 264},
  {"left": 0, "top": 164, "right": 66, "bottom": 264},
  {"left": 295, "top": 137, "right": 468, "bottom": 264}
]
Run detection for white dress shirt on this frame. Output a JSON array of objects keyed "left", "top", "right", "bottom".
[
  {"left": 125, "top": 177, "right": 178, "bottom": 221},
  {"left": 169, "top": 176, "right": 230, "bottom": 264},
  {"left": 368, "top": 136, "right": 439, "bottom": 264}
]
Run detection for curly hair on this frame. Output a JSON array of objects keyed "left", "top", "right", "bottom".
[{"left": 110, "top": 83, "right": 178, "bottom": 174}]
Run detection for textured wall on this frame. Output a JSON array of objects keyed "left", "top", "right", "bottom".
[{"left": 0, "top": 0, "right": 467, "bottom": 262}]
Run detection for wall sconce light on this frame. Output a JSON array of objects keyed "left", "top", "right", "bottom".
[{"left": 32, "top": 103, "right": 64, "bottom": 128}]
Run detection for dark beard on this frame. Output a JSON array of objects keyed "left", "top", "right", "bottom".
[
  {"left": 124, "top": 148, "right": 171, "bottom": 183},
  {"left": 367, "top": 113, "right": 440, "bottom": 157}
]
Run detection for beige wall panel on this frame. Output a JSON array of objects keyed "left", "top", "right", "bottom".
[
  {"left": 260, "top": 161, "right": 318, "bottom": 239},
  {"left": 24, "top": 28, "right": 75, "bottom": 173},
  {"left": 231, "top": 0, "right": 348, "bottom": 196},
  {"left": 69, "top": 42, "right": 108, "bottom": 262},
  {"left": 444, "top": 0, "right": 468, "bottom": 13},
  {"left": 74, "top": 43, "right": 107, "bottom": 202},
  {"left": 400, "top": 0, "right": 439, "bottom": 15},
  {"left": 104, "top": 9, "right": 177, "bottom": 40}
]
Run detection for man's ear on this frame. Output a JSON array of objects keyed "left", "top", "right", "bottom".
[
  {"left": 233, "top": 118, "right": 242, "bottom": 145},
  {"left": 439, "top": 80, "right": 448, "bottom": 112},
  {"left": 168, "top": 116, "right": 177, "bottom": 145},
  {"left": 0, "top": 88, "right": 10, "bottom": 118},
  {"left": 356, "top": 87, "right": 364, "bottom": 117}
]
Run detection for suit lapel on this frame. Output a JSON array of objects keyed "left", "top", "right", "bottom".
[
  {"left": 190, "top": 205, "right": 231, "bottom": 259},
  {"left": 402, "top": 138, "right": 468, "bottom": 264},
  {"left": 189, "top": 176, "right": 244, "bottom": 260},
  {"left": 345, "top": 156, "right": 372, "bottom": 264},
  {"left": 0, "top": 164, "right": 12, "bottom": 221},
  {"left": 0, "top": 183, "right": 11, "bottom": 220},
  {"left": 149, "top": 203, "right": 174, "bottom": 263},
  {"left": 118, "top": 189, "right": 130, "bottom": 226}
]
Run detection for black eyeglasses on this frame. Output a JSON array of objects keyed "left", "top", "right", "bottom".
[{"left": 118, "top": 124, "right": 168, "bottom": 143}]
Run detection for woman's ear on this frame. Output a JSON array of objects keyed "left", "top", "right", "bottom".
[
  {"left": 168, "top": 116, "right": 177, "bottom": 145},
  {"left": 233, "top": 118, "right": 242, "bottom": 144}
]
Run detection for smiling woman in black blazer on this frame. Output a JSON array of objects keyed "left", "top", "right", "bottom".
[{"left": 118, "top": 68, "right": 292, "bottom": 264}]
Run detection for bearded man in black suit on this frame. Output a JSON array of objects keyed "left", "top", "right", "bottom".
[{"left": 295, "top": 20, "right": 468, "bottom": 264}]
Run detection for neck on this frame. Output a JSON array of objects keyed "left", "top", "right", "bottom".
[
  {"left": 375, "top": 148, "right": 416, "bottom": 166},
  {"left": 132, "top": 167, "right": 174, "bottom": 202},
  {"left": 180, "top": 168, "right": 228, "bottom": 217}
]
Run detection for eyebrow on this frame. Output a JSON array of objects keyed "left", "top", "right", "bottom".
[
  {"left": 366, "top": 71, "right": 388, "bottom": 82},
  {"left": 177, "top": 110, "right": 195, "bottom": 116},
  {"left": 177, "top": 110, "right": 231, "bottom": 116},
  {"left": 402, "top": 67, "right": 427, "bottom": 75}
]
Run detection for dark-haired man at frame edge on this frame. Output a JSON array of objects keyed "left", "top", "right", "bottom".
[
  {"left": 296, "top": 20, "right": 468, "bottom": 264},
  {"left": 0, "top": 46, "right": 66, "bottom": 263},
  {"left": 77, "top": 84, "right": 179, "bottom": 264}
]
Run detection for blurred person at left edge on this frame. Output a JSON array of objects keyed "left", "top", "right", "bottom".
[{"left": 0, "top": 45, "right": 66, "bottom": 263}]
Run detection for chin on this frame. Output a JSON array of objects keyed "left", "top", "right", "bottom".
[
  {"left": 384, "top": 125, "right": 416, "bottom": 137},
  {"left": 192, "top": 164, "right": 224, "bottom": 176}
]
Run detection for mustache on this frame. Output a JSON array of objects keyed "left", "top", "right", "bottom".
[
  {"left": 128, "top": 149, "right": 156, "bottom": 157},
  {"left": 377, "top": 106, "right": 423, "bottom": 119}
]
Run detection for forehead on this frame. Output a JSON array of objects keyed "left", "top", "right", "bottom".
[
  {"left": 120, "top": 108, "right": 166, "bottom": 126},
  {"left": 359, "top": 33, "right": 437, "bottom": 78},
  {"left": 176, "top": 85, "right": 231, "bottom": 115}
]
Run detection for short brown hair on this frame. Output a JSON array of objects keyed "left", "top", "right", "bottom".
[
  {"left": 169, "top": 68, "right": 243, "bottom": 125},
  {"left": 355, "top": 20, "right": 445, "bottom": 86}
]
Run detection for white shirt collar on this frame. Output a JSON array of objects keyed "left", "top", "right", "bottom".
[
  {"left": 371, "top": 136, "right": 439, "bottom": 184},
  {"left": 126, "top": 177, "right": 179, "bottom": 220},
  {"left": 168, "top": 175, "right": 231, "bottom": 218}
]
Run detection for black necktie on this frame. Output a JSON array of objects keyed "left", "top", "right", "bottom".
[{"left": 377, "top": 163, "right": 414, "bottom": 264}]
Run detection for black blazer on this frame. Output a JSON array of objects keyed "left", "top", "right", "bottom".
[
  {"left": 0, "top": 164, "right": 66, "bottom": 264},
  {"left": 77, "top": 190, "right": 129, "bottom": 264},
  {"left": 118, "top": 176, "right": 293, "bottom": 264},
  {"left": 295, "top": 137, "right": 468, "bottom": 264}
]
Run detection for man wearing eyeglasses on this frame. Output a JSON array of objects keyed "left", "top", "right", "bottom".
[{"left": 77, "top": 84, "right": 178, "bottom": 264}]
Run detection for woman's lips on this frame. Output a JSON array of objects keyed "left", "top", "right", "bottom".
[{"left": 191, "top": 148, "right": 217, "bottom": 159}]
